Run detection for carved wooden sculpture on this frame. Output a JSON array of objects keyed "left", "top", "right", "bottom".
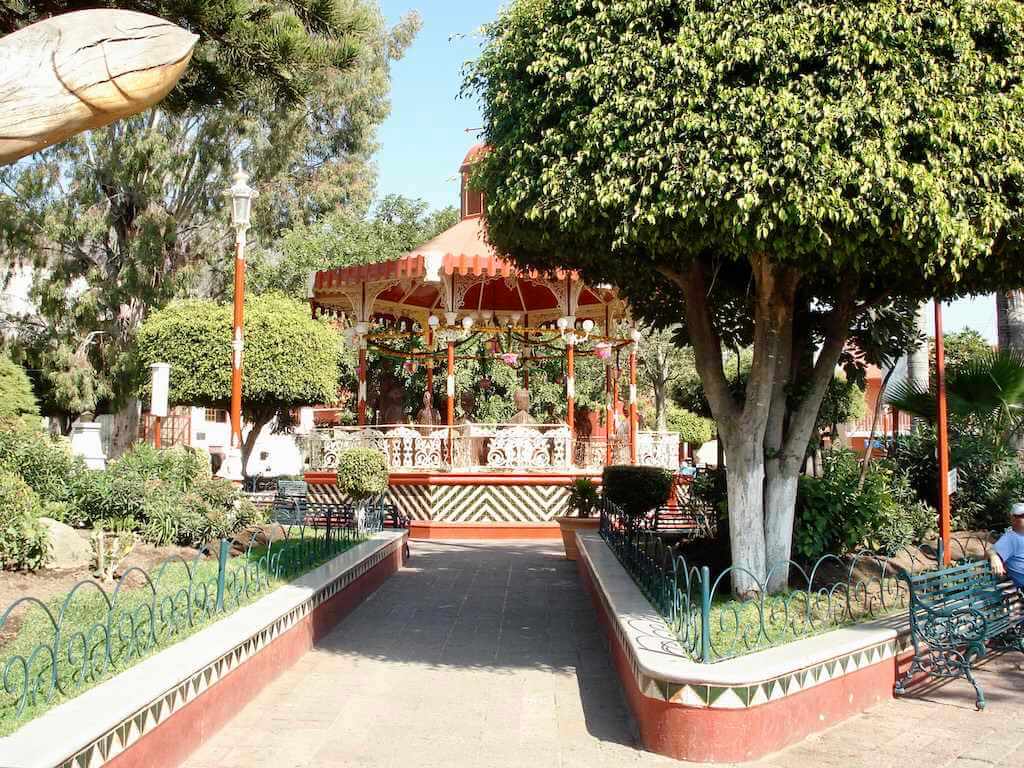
[{"left": 0, "top": 10, "right": 197, "bottom": 164}]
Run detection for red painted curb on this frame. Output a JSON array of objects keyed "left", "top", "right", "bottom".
[
  {"left": 578, "top": 549, "right": 902, "bottom": 762},
  {"left": 104, "top": 542, "right": 406, "bottom": 768},
  {"left": 409, "top": 520, "right": 561, "bottom": 540}
]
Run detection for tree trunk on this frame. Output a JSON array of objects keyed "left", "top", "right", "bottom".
[
  {"left": 906, "top": 302, "right": 930, "bottom": 430},
  {"left": 722, "top": 436, "right": 768, "bottom": 597},
  {"left": 107, "top": 398, "right": 139, "bottom": 459},
  {"left": 654, "top": 368, "right": 668, "bottom": 431},
  {"left": 997, "top": 291, "right": 1024, "bottom": 351},
  {"left": 241, "top": 411, "right": 274, "bottom": 480}
]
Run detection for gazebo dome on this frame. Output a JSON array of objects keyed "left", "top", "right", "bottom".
[
  {"left": 460, "top": 141, "right": 488, "bottom": 171},
  {"left": 459, "top": 142, "right": 489, "bottom": 220}
]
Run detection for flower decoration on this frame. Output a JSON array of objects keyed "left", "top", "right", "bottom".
[
  {"left": 402, "top": 359, "right": 417, "bottom": 373},
  {"left": 500, "top": 351, "right": 519, "bottom": 366},
  {"left": 594, "top": 342, "right": 612, "bottom": 361}
]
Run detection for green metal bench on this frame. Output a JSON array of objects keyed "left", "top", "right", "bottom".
[{"left": 896, "top": 559, "right": 1024, "bottom": 709}]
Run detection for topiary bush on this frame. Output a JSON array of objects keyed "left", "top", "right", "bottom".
[
  {"left": 0, "top": 470, "right": 50, "bottom": 571},
  {"left": 666, "top": 406, "right": 714, "bottom": 449},
  {"left": 602, "top": 465, "right": 673, "bottom": 519},
  {"left": 337, "top": 448, "right": 388, "bottom": 501}
]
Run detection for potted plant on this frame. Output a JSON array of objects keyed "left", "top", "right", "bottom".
[
  {"left": 555, "top": 477, "right": 601, "bottom": 560},
  {"left": 337, "top": 448, "right": 388, "bottom": 532}
]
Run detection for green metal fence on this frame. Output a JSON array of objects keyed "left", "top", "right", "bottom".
[
  {"left": 0, "top": 505, "right": 385, "bottom": 730},
  {"left": 598, "top": 499, "right": 995, "bottom": 663}
]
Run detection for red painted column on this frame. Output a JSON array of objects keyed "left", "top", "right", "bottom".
[
  {"left": 357, "top": 345, "right": 367, "bottom": 427},
  {"left": 425, "top": 329, "right": 434, "bottom": 399},
  {"left": 935, "top": 300, "right": 952, "bottom": 566},
  {"left": 229, "top": 233, "right": 245, "bottom": 450},
  {"left": 446, "top": 340, "right": 455, "bottom": 462},
  {"left": 605, "top": 361, "right": 613, "bottom": 465},
  {"left": 566, "top": 337, "right": 576, "bottom": 442},
  {"left": 629, "top": 346, "right": 638, "bottom": 465}
]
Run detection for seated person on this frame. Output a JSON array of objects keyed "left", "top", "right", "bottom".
[
  {"left": 416, "top": 391, "right": 442, "bottom": 431},
  {"left": 509, "top": 388, "right": 536, "bottom": 425},
  {"left": 989, "top": 502, "right": 1024, "bottom": 589}
]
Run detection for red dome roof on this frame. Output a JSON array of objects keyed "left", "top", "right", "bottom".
[{"left": 460, "top": 142, "right": 489, "bottom": 170}]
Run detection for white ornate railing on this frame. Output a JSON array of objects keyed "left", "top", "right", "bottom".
[{"left": 301, "top": 424, "right": 678, "bottom": 473}]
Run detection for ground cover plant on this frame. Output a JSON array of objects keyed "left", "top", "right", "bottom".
[{"left": 0, "top": 525, "right": 367, "bottom": 735}]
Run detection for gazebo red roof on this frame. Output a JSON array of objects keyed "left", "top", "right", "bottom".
[{"left": 313, "top": 217, "right": 574, "bottom": 290}]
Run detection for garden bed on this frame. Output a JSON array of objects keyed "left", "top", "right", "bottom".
[{"left": 0, "top": 525, "right": 365, "bottom": 735}]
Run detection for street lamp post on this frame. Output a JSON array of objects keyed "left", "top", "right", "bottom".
[{"left": 222, "top": 164, "right": 257, "bottom": 481}]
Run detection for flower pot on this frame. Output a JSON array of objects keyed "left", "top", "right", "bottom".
[{"left": 554, "top": 516, "right": 601, "bottom": 560}]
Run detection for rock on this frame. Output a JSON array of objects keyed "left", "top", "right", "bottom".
[
  {"left": 39, "top": 518, "right": 92, "bottom": 569},
  {"left": 229, "top": 523, "right": 287, "bottom": 555}
]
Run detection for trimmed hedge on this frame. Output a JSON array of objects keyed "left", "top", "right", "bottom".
[
  {"left": 602, "top": 465, "right": 674, "bottom": 519},
  {"left": 0, "top": 356, "right": 38, "bottom": 420},
  {"left": 337, "top": 448, "right": 388, "bottom": 501}
]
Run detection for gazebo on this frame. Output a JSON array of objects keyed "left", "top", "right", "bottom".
[{"left": 304, "top": 145, "right": 679, "bottom": 537}]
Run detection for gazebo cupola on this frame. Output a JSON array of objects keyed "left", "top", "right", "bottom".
[{"left": 459, "top": 142, "right": 487, "bottom": 220}]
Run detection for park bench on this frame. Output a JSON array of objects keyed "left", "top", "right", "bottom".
[
  {"left": 896, "top": 559, "right": 1024, "bottom": 709},
  {"left": 641, "top": 502, "right": 718, "bottom": 543}
]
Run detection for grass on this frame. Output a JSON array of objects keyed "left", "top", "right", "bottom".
[{"left": 0, "top": 530, "right": 365, "bottom": 736}]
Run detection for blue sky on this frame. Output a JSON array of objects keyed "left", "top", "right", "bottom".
[{"left": 373, "top": 0, "right": 998, "bottom": 342}]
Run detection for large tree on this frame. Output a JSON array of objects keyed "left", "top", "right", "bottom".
[
  {"left": 468, "top": 0, "right": 1024, "bottom": 594},
  {"left": 1, "top": 2, "right": 419, "bottom": 451},
  {"left": 136, "top": 294, "right": 342, "bottom": 476}
]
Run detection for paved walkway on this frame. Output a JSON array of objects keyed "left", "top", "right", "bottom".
[{"left": 184, "top": 541, "right": 1024, "bottom": 768}]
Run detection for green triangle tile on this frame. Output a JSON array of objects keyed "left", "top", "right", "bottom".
[{"left": 707, "top": 685, "right": 728, "bottom": 705}]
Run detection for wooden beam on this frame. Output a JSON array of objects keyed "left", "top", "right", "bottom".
[{"left": 0, "top": 10, "right": 198, "bottom": 164}]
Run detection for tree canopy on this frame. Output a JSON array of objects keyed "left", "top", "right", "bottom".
[
  {"left": 135, "top": 294, "right": 343, "bottom": 473},
  {"left": 0, "top": 354, "right": 38, "bottom": 420},
  {"left": 0, "top": 0, "right": 376, "bottom": 112},
  {"left": 468, "top": 0, "right": 1024, "bottom": 593}
]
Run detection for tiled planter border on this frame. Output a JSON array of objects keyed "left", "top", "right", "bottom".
[
  {"left": 576, "top": 532, "right": 912, "bottom": 762},
  {"left": 1, "top": 531, "right": 408, "bottom": 768}
]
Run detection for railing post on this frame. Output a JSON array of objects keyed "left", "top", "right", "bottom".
[
  {"left": 215, "top": 539, "right": 230, "bottom": 613},
  {"left": 700, "top": 566, "right": 712, "bottom": 663},
  {"left": 936, "top": 538, "right": 944, "bottom": 569}
]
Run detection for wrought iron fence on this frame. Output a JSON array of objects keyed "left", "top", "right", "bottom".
[
  {"left": 0, "top": 506, "right": 383, "bottom": 729},
  {"left": 598, "top": 500, "right": 997, "bottom": 663}
]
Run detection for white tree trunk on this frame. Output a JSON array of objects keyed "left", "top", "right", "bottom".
[
  {"left": 0, "top": 10, "right": 196, "bottom": 164},
  {"left": 764, "top": 465, "right": 800, "bottom": 590},
  {"left": 108, "top": 398, "right": 140, "bottom": 460},
  {"left": 724, "top": 438, "right": 768, "bottom": 597}
]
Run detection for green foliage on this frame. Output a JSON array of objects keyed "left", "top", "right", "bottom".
[
  {"left": 0, "top": 470, "right": 49, "bottom": 571},
  {"left": 0, "top": 419, "right": 88, "bottom": 522},
  {"left": 888, "top": 349, "right": 1024, "bottom": 449},
  {"left": 795, "top": 451, "right": 933, "bottom": 560},
  {"left": 818, "top": 375, "right": 866, "bottom": 430},
  {"left": 567, "top": 478, "right": 601, "bottom": 518},
  {"left": 249, "top": 197, "right": 458, "bottom": 299},
  {"left": 889, "top": 424, "right": 1020, "bottom": 531},
  {"left": 137, "top": 294, "right": 341, "bottom": 472},
  {"left": 931, "top": 329, "right": 993, "bottom": 373},
  {"left": 0, "top": 355, "right": 37, "bottom": 420},
  {"left": 602, "top": 465, "right": 673, "bottom": 519},
  {"left": 336, "top": 448, "right": 388, "bottom": 501},
  {"left": 691, "top": 467, "right": 728, "bottom": 516},
  {"left": 0, "top": 0, "right": 384, "bottom": 114},
  {"left": 667, "top": 406, "right": 714, "bottom": 448}
]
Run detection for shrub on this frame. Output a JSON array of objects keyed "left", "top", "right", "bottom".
[
  {"left": 0, "top": 470, "right": 50, "bottom": 571},
  {"left": 0, "top": 419, "right": 88, "bottom": 520},
  {"left": 602, "top": 465, "right": 673, "bottom": 519},
  {"left": 567, "top": 478, "right": 600, "bottom": 518},
  {"left": 666, "top": 406, "right": 714, "bottom": 448},
  {"left": 111, "top": 443, "right": 210, "bottom": 492},
  {"left": 337, "top": 448, "right": 388, "bottom": 501},
  {"left": 889, "top": 424, "right": 1015, "bottom": 530},
  {"left": 691, "top": 467, "right": 728, "bottom": 515},
  {"left": 0, "top": 355, "right": 38, "bottom": 420},
  {"left": 794, "top": 450, "right": 933, "bottom": 560}
]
